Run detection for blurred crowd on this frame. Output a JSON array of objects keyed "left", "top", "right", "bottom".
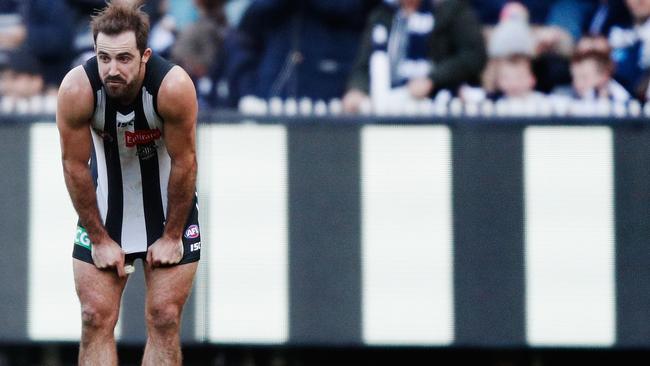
[{"left": 1, "top": 0, "right": 650, "bottom": 115}]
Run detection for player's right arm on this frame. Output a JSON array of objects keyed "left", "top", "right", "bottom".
[{"left": 57, "top": 66, "right": 126, "bottom": 277}]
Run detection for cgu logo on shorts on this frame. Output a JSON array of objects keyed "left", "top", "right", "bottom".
[
  {"left": 74, "top": 226, "right": 92, "bottom": 249},
  {"left": 184, "top": 225, "right": 200, "bottom": 239},
  {"left": 125, "top": 129, "right": 161, "bottom": 147}
]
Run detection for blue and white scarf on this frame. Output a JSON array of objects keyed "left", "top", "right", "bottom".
[
  {"left": 373, "top": 1, "right": 435, "bottom": 87},
  {"left": 609, "top": 19, "right": 650, "bottom": 93}
]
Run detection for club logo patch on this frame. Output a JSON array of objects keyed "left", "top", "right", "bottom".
[{"left": 184, "top": 225, "right": 200, "bottom": 239}]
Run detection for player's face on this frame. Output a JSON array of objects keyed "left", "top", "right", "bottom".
[{"left": 95, "top": 31, "right": 151, "bottom": 101}]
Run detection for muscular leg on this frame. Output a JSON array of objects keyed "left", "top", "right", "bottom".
[
  {"left": 74, "top": 259, "right": 128, "bottom": 366},
  {"left": 141, "top": 261, "right": 198, "bottom": 366}
]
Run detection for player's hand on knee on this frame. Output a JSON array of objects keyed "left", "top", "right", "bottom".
[
  {"left": 90, "top": 239, "right": 127, "bottom": 277},
  {"left": 146, "top": 236, "right": 184, "bottom": 267}
]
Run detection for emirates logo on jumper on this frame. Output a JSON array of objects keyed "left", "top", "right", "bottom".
[{"left": 125, "top": 129, "right": 162, "bottom": 147}]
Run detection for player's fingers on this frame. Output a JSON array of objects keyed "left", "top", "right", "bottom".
[
  {"left": 116, "top": 256, "right": 126, "bottom": 278},
  {"left": 116, "top": 263, "right": 126, "bottom": 278},
  {"left": 151, "top": 253, "right": 161, "bottom": 268},
  {"left": 146, "top": 248, "right": 153, "bottom": 266},
  {"left": 174, "top": 243, "right": 184, "bottom": 264},
  {"left": 94, "top": 257, "right": 107, "bottom": 269},
  {"left": 91, "top": 250, "right": 104, "bottom": 269}
]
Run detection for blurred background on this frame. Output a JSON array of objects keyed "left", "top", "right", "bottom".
[{"left": 3, "top": 0, "right": 650, "bottom": 365}]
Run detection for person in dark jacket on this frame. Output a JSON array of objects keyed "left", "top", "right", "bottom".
[
  {"left": 343, "top": 0, "right": 487, "bottom": 113},
  {"left": 231, "top": 0, "right": 380, "bottom": 101},
  {"left": 23, "top": 0, "right": 75, "bottom": 90}
]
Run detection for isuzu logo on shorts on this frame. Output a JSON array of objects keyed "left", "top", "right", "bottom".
[{"left": 184, "top": 225, "right": 200, "bottom": 239}]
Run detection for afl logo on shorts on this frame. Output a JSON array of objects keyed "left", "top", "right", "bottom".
[{"left": 184, "top": 225, "right": 200, "bottom": 239}]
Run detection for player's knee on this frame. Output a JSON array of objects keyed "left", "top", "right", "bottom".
[
  {"left": 80, "top": 303, "right": 118, "bottom": 331},
  {"left": 146, "top": 303, "right": 181, "bottom": 332}
]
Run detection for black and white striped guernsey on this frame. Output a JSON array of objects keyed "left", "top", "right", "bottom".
[{"left": 82, "top": 54, "right": 182, "bottom": 254}]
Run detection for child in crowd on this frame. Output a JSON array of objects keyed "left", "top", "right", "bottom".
[
  {"left": 494, "top": 54, "right": 544, "bottom": 101},
  {"left": 570, "top": 36, "right": 629, "bottom": 101}
]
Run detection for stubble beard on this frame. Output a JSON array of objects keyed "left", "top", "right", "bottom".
[{"left": 103, "top": 62, "right": 143, "bottom": 102}]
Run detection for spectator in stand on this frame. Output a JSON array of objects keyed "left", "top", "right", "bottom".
[
  {"left": 148, "top": 0, "right": 178, "bottom": 58},
  {"left": 610, "top": 0, "right": 650, "bottom": 100},
  {"left": 0, "top": 49, "right": 43, "bottom": 98},
  {"left": 342, "top": 0, "right": 486, "bottom": 113},
  {"left": 0, "top": 0, "right": 25, "bottom": 50},
  {"left": 480, "top": 3, "right": 540, "bottom": 102},
  {"left": 477, "top": 1, "right": 632, "bottom": 95},
  {"left": 487, "top": 2, "right": 536, "bottom": 58},
  {"left": 494, "top": 54, "right": 544, "bottom": 102},
  {"left": 470, "top": 0, "right": 629, "bottom": 40},
  {"left": 66, "top": 0, "right": 106, "bottom": 66},
  {"left": 584, "top": 0, "right": 632, "bottom": 36},
  {"left": 0, "top": 0, "right": 26, "bottom": 69},
  {"left": 22, "top": 0, "right": 75, "bottom": 94},
  {"left": 171, "top": 0, "right": 228, "bottom": 107},
  {"left": 481, "top": 2, "right": 572, "bottom": 94},
  {"left": 231, "top": 0, "right": 380, "bottom": 101},
  {"left": 472, "top": 0, "right": 575, "bottom": 53},
  {"left": 570, "top": 35, "right": 630, "bottom": 101}
]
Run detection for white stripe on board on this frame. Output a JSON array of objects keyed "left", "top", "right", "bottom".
[
  {"left": 200, "top": 124, "right": 288, "bottom": 343},
  {"left": 525, "top": 126, "right": 616, "bottom": 346},
  {"left": 361, "top": 125, "right": 454, "bottom": 345},
  {"left": 28, "top": 123, "right": 80, "bottom": 340}
]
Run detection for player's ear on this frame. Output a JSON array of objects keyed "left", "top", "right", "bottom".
[{"left": 141, "top": 48, "right": 152, "bottom": 64}]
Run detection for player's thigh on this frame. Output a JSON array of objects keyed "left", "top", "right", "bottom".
[
  {"left": 144, "top": 262, "right": 198, "bottom": 311},
  {"left": 73, "top": 259, "right": 128, "bottom": 320}
]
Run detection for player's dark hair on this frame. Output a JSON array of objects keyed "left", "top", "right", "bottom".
[{"left": 91, "top": 0, "right": 150, "bottom": 55}]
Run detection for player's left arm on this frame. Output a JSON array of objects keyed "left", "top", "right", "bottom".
[{"left": 150, "top": 66, "right": 198, "bottom": 265}]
